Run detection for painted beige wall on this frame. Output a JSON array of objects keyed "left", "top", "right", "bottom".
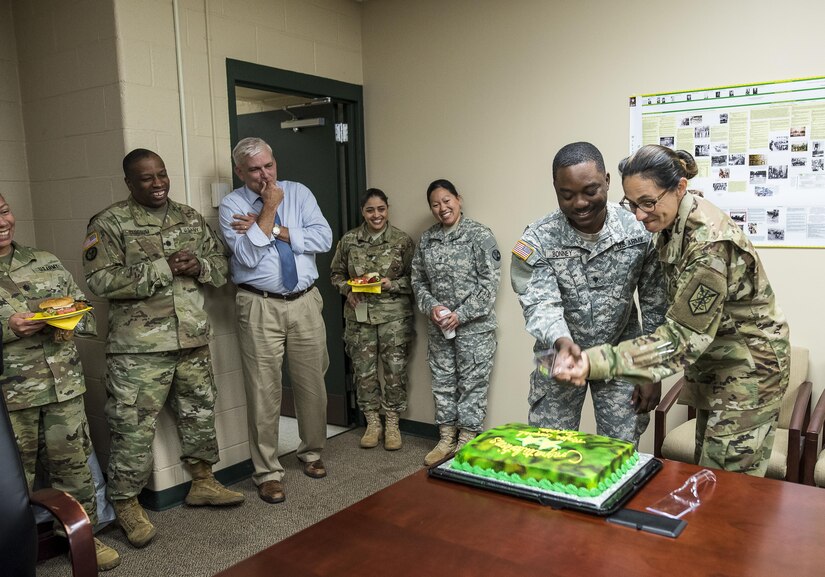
[
  {"left": 9, "top": 0, "right": 123, "bottom": 460},
  {"left": 361, "top": 0, "right": 825, "bottom": 453}
]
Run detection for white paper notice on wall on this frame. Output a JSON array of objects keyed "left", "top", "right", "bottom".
[{"left": 629, "top": 76, "right": 825, "bottom": 248}]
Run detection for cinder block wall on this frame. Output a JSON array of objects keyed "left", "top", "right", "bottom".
[
  {"left": 0, "top": 0, "right": 34, "bottom": 246},
  {"left": 7, "top": 0, "right": 363, "bottom": 492}
]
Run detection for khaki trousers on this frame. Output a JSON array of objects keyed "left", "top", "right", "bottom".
[{"left": 236, "top": 287, "right": 329, "bottom": 484}]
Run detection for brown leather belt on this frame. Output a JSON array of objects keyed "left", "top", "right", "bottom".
[{"left": 238, "top": 283, "right": 314, "bottom": 301}]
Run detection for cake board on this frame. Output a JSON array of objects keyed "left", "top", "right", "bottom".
[{"left": 428, "top": 453, "right": 662, "bottom": 516}]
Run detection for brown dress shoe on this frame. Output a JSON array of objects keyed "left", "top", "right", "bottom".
[
  {"left": 257, "top": 480, "right": 285, "bottom": 503},
  {"left": 303, "top": 459, "right": 327, "bottom": 479}
]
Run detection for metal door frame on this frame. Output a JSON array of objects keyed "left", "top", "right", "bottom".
[{"left": 226, "top": 59, "right": 367, "bottom": 425}]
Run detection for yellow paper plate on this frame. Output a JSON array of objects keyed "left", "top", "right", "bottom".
[
  {"left": 347, "top": 280, "right": 381, "bottom": 294},
  {"left": 31, "top": 306, "right": 93, "bottom": 330}
]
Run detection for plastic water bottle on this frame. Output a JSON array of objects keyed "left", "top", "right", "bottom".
[{"left": 438, "top": 309, "right": 455, "bottom": 339}]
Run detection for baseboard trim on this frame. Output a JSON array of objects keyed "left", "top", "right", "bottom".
[
  {"left": 139, "top": 420, "right": 437, "bottom": 511},
  {"left": 398, "top": 418, "right": 438, "bottom": 440}
]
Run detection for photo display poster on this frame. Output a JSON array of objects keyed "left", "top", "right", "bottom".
[{"left": 629, "top": 76, "right": 825, "bottom": 248}]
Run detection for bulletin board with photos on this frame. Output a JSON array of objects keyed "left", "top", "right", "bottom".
[{"left": 629, "top": 76, "right": 825, "bottom": 248}]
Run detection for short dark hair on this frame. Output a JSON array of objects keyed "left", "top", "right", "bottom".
[
  {"left": 552, "top": 142, "right": 606, "bottom": 180},
  {"left": 426, "top": 178, "right": 459, "bottom": 202},
  {"left": 360, "top": 188, "right": 388, "bottom": 209},
  {"left": 122, "top": 149, "right": 161, "bottom": 177},
  {"left": 618, "top": 145, "right": 699, "bottom": 190}
]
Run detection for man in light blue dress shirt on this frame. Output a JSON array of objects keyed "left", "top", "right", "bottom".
[{"left": 219, "top": 137, "right": 333, "bottom": 504}]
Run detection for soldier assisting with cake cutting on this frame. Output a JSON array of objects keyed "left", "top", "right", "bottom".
[
  {"left": 553, "top": 145, "right": 790, "bottom": 476},
  {"left": 83, "top": 149, "right": 244, "bottom": 549},
  {"left": 511, "top": 142, "right": 667, "bottom": 447}
]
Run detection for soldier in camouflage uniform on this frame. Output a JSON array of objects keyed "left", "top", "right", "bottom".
[
  {"left": 82, "top": 149, "right": 243, "bottom": 549},
  {"left": 510, "top": 143, "right": 667, "bottom": 447},
  {"left": 411, "top": 179, "right": 501, "bottom": 465},
  {"left": 330, "top": 189, "right": 414, "bottom": 450},
  {"left": 0, "top": 194, "right": 121, "bottom": 570},
  {"left": 555, "top": 145, "right": 790, "bottom": 476}
]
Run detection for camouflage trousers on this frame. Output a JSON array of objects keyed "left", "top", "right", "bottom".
[
  {"left": 9, "top": 395, "right": 98, "bottom": 525},
  {"left": 528, "top": 372, "right": 649, "bottom": 446},
  {"left": 105, "top": 347, "right": 219, "bottom": 499},
  {"left": 695, "top": 405, "right": 779, "bottom": 476},
  {"left": 344, "top": 317, "right": 412, "bottom": 412},
  {"left": 428, "top": 329, "right": 496, "bottom": 432}
]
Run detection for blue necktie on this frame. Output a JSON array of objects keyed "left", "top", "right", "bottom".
[{"left": 273, "top": 212, "right": 298, "bottom": 291}]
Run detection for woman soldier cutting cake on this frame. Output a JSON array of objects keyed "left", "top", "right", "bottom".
[
  {"left": 411, "top": 179, "right": 501, "bottom": 466},
  {"left": 330, "top": 188, "right": 415, "bottom": 450},
  {"left": 554, "top": 145, "right": 790, "bottom": 476}
]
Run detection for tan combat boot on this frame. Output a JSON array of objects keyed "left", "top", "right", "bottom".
[
  {"left": 94, "top": 538, "right": 121, "bottom": 571},
  {"left": 455, "top": 429, "right": 478, "bottom": 452},
  {"left": 360, "top": 411, "right": 382, "bottom": 448},
  {"left": 423, "top": 425, "right": 457, "bottom": 466},
  {"left": 185, "top": 460, "right": 245, "bottom": 506},
  {"left": 113, "top": 497, "right": 156, "bottom": 548},
  {"left": 384, "top": 411, "right": 403, "bottom": 451}
]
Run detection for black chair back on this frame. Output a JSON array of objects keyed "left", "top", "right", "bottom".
[{"left": 0, "top": 390, "right": 38, "bottom": 575}]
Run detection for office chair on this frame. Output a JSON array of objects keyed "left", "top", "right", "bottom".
[{"left": 802, "top": 388, "right": 825, "bottom": 486}]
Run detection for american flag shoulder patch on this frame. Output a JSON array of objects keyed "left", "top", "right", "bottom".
[
  {"left": 83, "top": 232, "right": 99, "bottom": 250},
  {"left": 512, "top": 240, "right": 535, "bottom": 261}
]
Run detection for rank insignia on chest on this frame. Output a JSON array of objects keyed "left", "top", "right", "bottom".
[
  {"left": 688, "top": 283, "right": 719, "bottom": 315},
  {"left": 512, "top": 240, "right": 534, "bottom": 261}
]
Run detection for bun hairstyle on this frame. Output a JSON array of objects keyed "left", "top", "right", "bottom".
[
  {"left": 426, "top": 178, "right": 459, "bottom": 202},
  {"left": 360, "top": 187, "right": 388, "bottom": 209},
  {"left": 618, "top": 145, "right": 698, "bottom": 191}
]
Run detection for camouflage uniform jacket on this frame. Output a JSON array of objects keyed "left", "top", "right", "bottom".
[
  {"left": 1, "top": 243, "right": 96, "bottom": 411},
  {"left": 83, "top": 196, "right": 229, "bottom": 354},
  {"left": 329, "top": 222, "right": 414, "bottom": 324},
  {"left": 510, "top": 203, "right": 667, "bottom": 351},
  {"left": 588, "top": 193, "right": 790, "bottom": 412},
  {"left": 411, "top": 215, "right": 501, "bottom": 334}
]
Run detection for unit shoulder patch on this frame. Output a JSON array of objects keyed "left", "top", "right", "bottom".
[
  {"left": 688, "top": 283, "right": 720, "bottom": 315},
  {"left": 667, "top": 264, "right": 726, "bottom": 334}
]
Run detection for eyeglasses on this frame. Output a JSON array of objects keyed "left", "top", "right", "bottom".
[{"left": 619, "top": 189, "right": 669, "bottom": 214}]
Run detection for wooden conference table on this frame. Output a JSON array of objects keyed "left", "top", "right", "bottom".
[{"left": 214, "top": 459, "right": 824, "bottom": 577}]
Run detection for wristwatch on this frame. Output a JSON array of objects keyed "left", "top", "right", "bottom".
[{"left": 272, "top": 224, "right": 281, "bottom": 239}]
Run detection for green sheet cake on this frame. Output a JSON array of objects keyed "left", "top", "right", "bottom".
[{"left": 451, "top": 423, "right": 639, "bottom": 498}]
